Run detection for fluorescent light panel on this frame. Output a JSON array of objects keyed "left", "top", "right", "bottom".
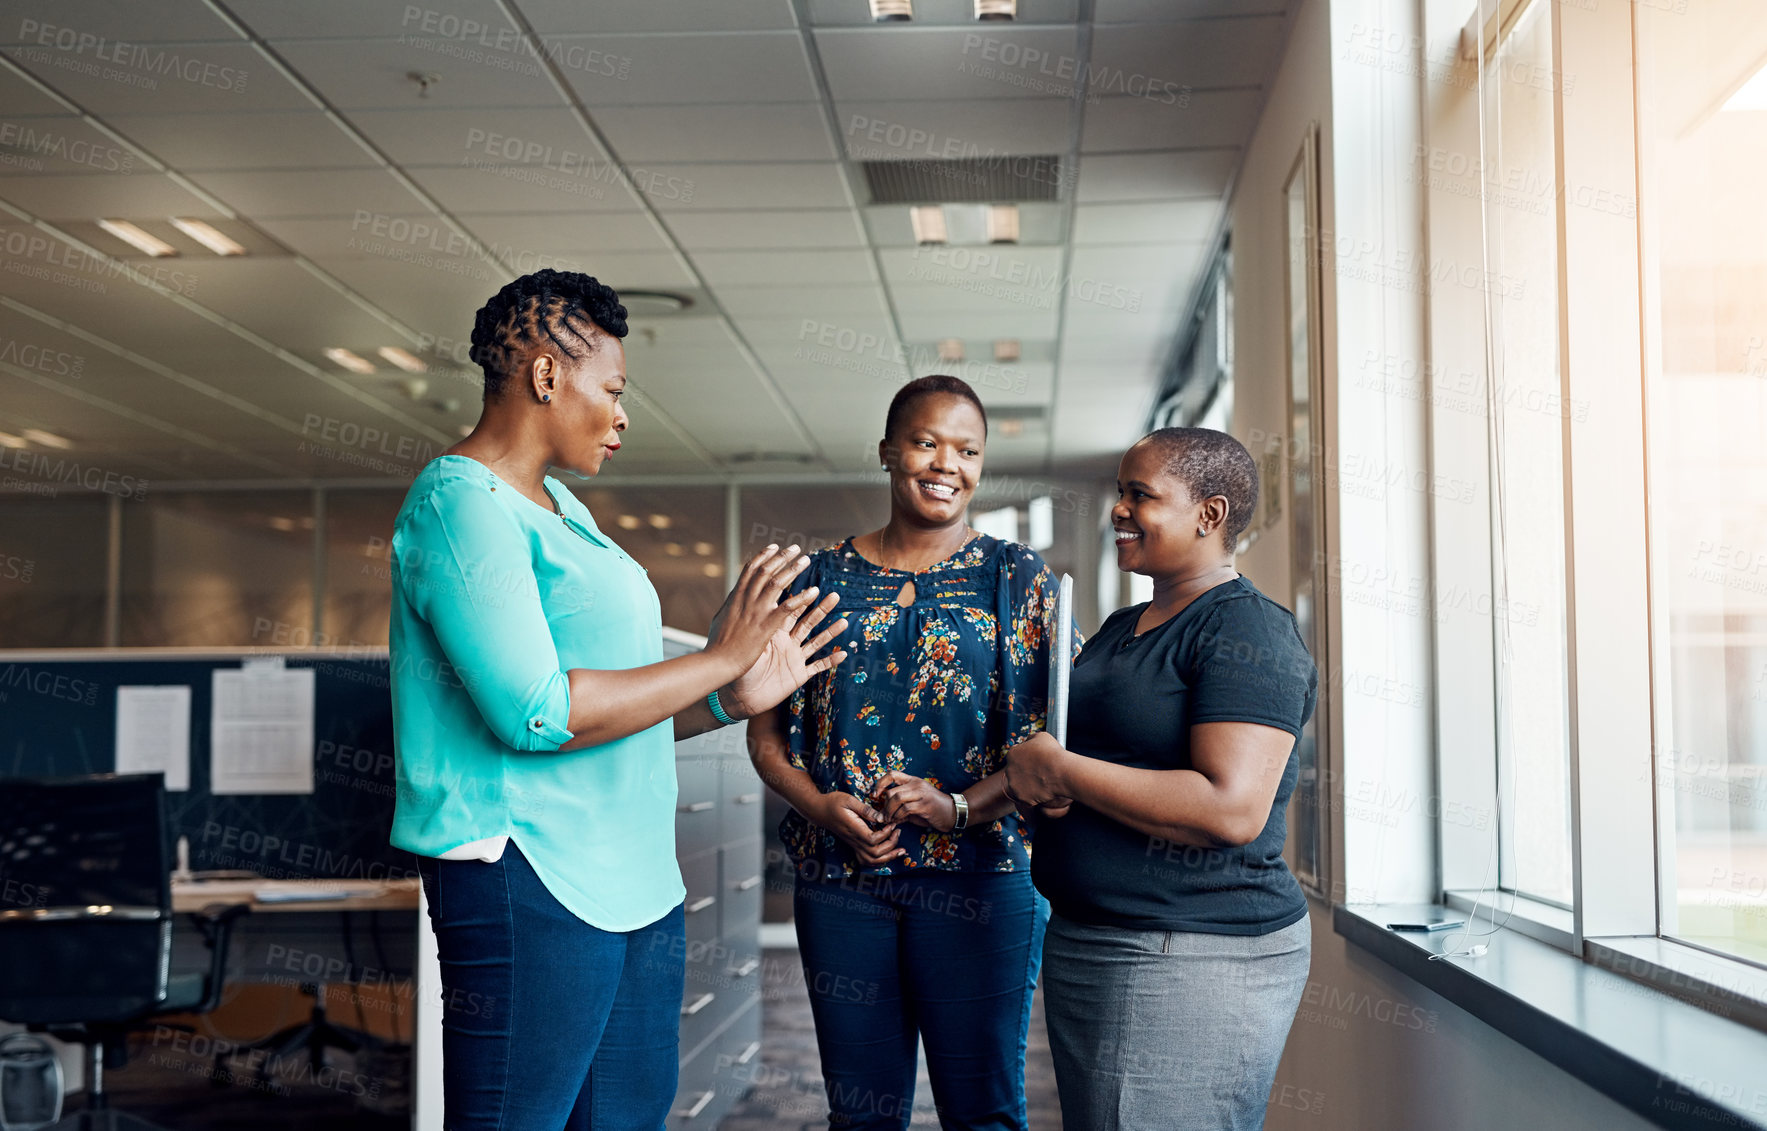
[
  {"left": 97, "top": 219, "right": 177, "bottom": 257},
  {"left": 0, "top": 431, "right": 28, "bottom": 449},
  {"left": 910, "top": 205, "right": 948, "bottom": 245},
  {"left": 377, "top": 346, "right": 428, "bottom": 373},
  {"left": 987, "top": 204, "right": 1019, "bottom": 244},
  {"left": 937, "top": 338, "right": 964, "bottom": 362},
  {"left": 20, "top": 428, "right": 71, "bottom": 449},
  {"left": 323, "top": 347, "right": 376, "bottom": 375},
  {"left": 993, "top": 339, "right": 1020, "bottom": 362},
  {"left": 976, "top": 0, "right": 1016, "bottom": 19},
  {"left": 871, "top": 0, "right": 912, "bottom": 21},
  {"left": 169, "top": 217, "right": 246, "bottom": 256}
]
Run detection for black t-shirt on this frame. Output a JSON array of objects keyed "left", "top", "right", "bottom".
[{"left": 1030, "top": 576, "right": 1317, "bottom": 935}]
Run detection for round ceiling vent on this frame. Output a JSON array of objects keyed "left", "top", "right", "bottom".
[{"left": 619, "top": 291, "right": 693, "bottom": 317}]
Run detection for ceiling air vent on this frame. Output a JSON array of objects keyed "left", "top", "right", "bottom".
[{"left": 860, "top": 156, "right": 1063, "bottom": 204}]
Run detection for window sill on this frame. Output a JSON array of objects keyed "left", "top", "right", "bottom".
[{"left": 1335, "top": 903, "right": 1767, "bottom": 1131}]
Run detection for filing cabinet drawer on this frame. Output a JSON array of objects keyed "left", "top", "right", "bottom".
[
  {"left": 680, "top": 848, "right": 719, "bottom": 952},
  {"left": 721, "top": 838, "right": 764, "bottom": 940},
  {"left": 675, "top": 755, "right": 720, "bottom": 854},
  {"left": 719, "top": 755, "right": 766, "bottom": 846}
]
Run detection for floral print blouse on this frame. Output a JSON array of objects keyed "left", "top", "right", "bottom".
[{"left": 779, "top": 533, "right": 1079, "bottom": 879}]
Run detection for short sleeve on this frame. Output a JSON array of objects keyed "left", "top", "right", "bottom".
[
  {"left": 1186, "top": 598, "right": 1317, "bottom": 738},
  {"left": 393, "top": 478, "right": 574, "bottom": 752},
  {"left": 993, "top": 544, "right": 1083, "bottom": 751}
]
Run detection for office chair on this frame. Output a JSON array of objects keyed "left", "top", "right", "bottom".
[{"left": 0, "top": 774, "right": 245, "bottom": 1130}]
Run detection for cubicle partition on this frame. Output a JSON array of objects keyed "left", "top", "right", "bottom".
[{"left": 0, "top": 641, "right": 765, "bottom": 1129}]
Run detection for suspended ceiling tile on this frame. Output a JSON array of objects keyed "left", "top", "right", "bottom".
[
  {"left": 1072, "top": 199, "right": 1220, "bottom": 244},
  {"left": 0, "top": 171, "right": 223, "bottom": 220},
  {"left": 833, "top": 98, "right": 1070, "bottom": 160},
  {"left": 1075, "top": 149, "right": 1238, "bottom": 201},
  {"left": 549, "top": 31, "right": 819, "bottom": 106},
  {"left": 106, "top": 110, "right": 379, "bottom": 171},
  {"left": 645, "top": 163, "right": 851, "bottom": 211},
  {"left": 815, "top": 26, "right": 1082, "bottom": 102},
  {"left": 596, "top": 103, "right": 837, "bottom": 163},
  {"left": 1081, "top": 89, "right": 1263, "bottom": 152},
  {"left": 1, "top": 41, "right": 309, "bottom": 115}
]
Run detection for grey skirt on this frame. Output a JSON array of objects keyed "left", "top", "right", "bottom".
[{"left": 1041, "top": 912, "right": 1312, "bottom": 1131}]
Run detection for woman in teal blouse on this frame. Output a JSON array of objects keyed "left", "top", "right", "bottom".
[{"left": 389, "top": 270, "right": 848, "bottom": 1129}]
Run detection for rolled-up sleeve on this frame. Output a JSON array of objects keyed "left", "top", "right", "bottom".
[{"left": 393, "top": 480, "right": 574, "bottom": 752}]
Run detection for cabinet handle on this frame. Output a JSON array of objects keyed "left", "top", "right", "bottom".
[
  {"left": 677, "top": 1089, "right": 715, "bottom": 1119},
  {"left": 681, "top": 992, "right": 715, "bottom": 1016},
  {"left": 727, "top": 957, "right": 760, "bottom": 977},
  {"left": 678, "top": 800, "right": 715, "bottom": 813},
  {"left": 686, "top": 895, "right": 716, "bottom": 914},
  {"left": 734, "top": 875, "right": 762, "bottom": 892},
  {"left": 735, "top": 1040, "right": 761, "bottom": 1065},
  {"left": 734, "top": 792, "right": 762, "bottom": 805}
]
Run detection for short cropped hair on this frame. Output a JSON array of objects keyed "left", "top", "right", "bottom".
[
  {"left": 1139, "top": 427, "right": 1259, "bottom": 546},
  {"left": 884, "top": 375, "right": 988, "bottom": 441}
]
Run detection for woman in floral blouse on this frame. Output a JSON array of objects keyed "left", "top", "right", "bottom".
[{"left": 749, "top": 374, "right": 1076, "bottom": 1131}]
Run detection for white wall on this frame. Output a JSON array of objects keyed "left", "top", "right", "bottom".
[{"left": 1230, "top": 1, "right": 1657, "bottom": 1127}]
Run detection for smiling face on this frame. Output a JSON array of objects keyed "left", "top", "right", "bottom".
[
  {"left": 878, "top": 392, "right": 986, "bottom": 529},
  {"left": 525, "top": 333, "right": 628, "bottom": 476},
  {"left": 1111, "top": 438, "right": 1228, "bottom": 578}
]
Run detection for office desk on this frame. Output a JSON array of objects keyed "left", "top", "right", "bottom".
[{"left": 172, "top": 878, "right": 422, "bottom": 915}]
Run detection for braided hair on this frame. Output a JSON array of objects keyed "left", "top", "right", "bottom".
[
  {"left": 1139, "top": 427, "right": 1259, "bottom": 547},
  {"left": 468, "top": 269, "right": 629, "bottom": 398}
]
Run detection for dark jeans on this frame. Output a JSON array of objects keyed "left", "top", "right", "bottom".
[
  {"left": 417, "top": 842, "right": 684, "bottom": 1130},
  {"left": 793, "top": 868, "right": 1048, "bottom": 1131}
]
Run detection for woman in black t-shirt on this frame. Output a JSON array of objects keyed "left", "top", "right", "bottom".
[{"left": 1005, "top": 427, "right": 1317, "bottom": 1131}]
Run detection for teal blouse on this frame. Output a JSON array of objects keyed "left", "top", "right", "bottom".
[{"left": 387, "top": 455, "right": 684, "bottom": 932}]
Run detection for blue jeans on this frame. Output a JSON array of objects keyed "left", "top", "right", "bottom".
[
  {"left": 417, "top": 841, "right": 684, "bottom": 1130},
  {"left": 793, "top": 868, "right": 1048, "bottom": 1130}
]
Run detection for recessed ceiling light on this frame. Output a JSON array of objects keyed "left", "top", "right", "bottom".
[
  {"left": 617, "top": 514, "right": 643, "bottom": 530},
  {"left": 693, "top": 541, "right": 715, "bottom": 556},
  {"left": 975, "top": 0, "right": 1016, "bottom": 19},
  {"left": 648, "top": 514, "right": 673, "bottom": 529},
  {"left": 169, "top": 217, "right": 247, "bottom": 256},
  {"left": 20, "top": 428, "right": 71, "bottom": 449},
  {"left": 987, "top": 204, "right": 1019, "bottom": 244},
  {"left": 268, "top": 516, "right": 297, "bottom": 532},
  {"left": 0, "top": 431, "right": 28, "bottom": 449},
  {"left": 323, "top": 348, "right": 376, "bottom": 375},
  {"left": 870, "top": 0, "right": 912, "bottom": 21},
  {"left": 97, "top": 219, "right": 177, "bottom": 257},
  {"left": 910, "top": 206, "right": 948, "bottom": 245},
  {"left": 377, "top": 347, "right": 427, "bottom": 373},
  {"left": 664, "top": 542, "right": 686, "bottom": 557},
  {"left": 998, "top": 418, "right": 1025, "bottom": 437},
  {"left": 994, "top": 339, "right": 1020, "bottom": 362},
  {"left": 701, "top": 562, "right": 724, "bottom": 578},
  {"left": 938, "top": 338, "right": 964, "bottom": 362}
]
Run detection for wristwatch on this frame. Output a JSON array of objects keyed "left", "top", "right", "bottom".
[{"left": 951, "top": 792, "right": 969, "bottom": 831}]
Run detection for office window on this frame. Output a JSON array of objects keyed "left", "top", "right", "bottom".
[
  {"left": 1640, "top": 2, "right": 1767, "bottom": 966},
  {"left": 119, "top": 492, "right": 313, "bottom": 647},
  {"left": 567, "top": 485, "right": 728, "bottom": 636},
  {"left": 1480, "top": 0, "right": 1575, "bottom": 907},
  {"left": 322, "top": 490, "right": 404, "bottom": 648},
  {"left": 0, "top": 497, "right": 110, "bottom": 648}
]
